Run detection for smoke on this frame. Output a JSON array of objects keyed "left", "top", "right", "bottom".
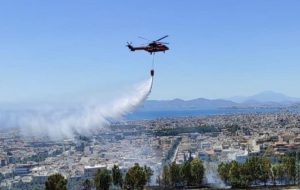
[
  {"left": 1, "top": 78, "right": 153, "bottom": 139},
  {"left": 203, "top": 161, "right": 228, "bottom": 189}
]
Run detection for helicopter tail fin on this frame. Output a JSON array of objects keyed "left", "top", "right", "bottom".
[{"left": 127, "top": 42, "right": 135, "bottom": 51}]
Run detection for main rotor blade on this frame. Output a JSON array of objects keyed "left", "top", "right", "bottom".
[
  {"left": 138, "top": 36, "right": 151, "bottom": 41},
  {"left": 156, "top": 35, "right": 168, "bottom": 42}
]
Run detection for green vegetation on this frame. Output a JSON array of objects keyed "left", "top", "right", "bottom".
[
  {"left": 159, "top": 158, "right": 205, "bottom": 188},
  {"left": 112, "top": 165, "right": 123, "bottom": 188},
  {"left": 143, "top": 165, "right": 154, "bottom": 185},
  {"left": 0, "top": 173, "right": 4, "bottom": 182},
  {"left": 94, "top": 169, "right": 112, "bottom": 190},
  {"left": 22, "top": 154, "right": 47, "bottom": 163},
  {"left": 152, "top": 126, "right": 220, "bottom": 136},
  {"left": 191, "top": 158, "right": 205, "bottom": 186},
  {"left": 225, "top": 124, "right": 240, "bottom": 135},
  {"left": 22, "top": 149, "right": 63, "bottom": 164},
  {"left": 218, "top": 155, "right": 297, "bottom": 188},
  {"left": 32, "top": 187, "right": 43, "bottom": 190},
  {"left": 45, "top": 173, "right": 68, "bottom": 190},
  {"left": 50, "top": 149, "right": 64, "bottom": 156},
  {"left": 124, "top": 164, "right": 146, "bottom": 190},
  {"left": 41, "top": 154, "right": 297, "bottom": 190},
  {"left": 82, "top": 179, "right": 92, "bottom": 190},
  {"left": 217, "top": 162, "right": 231, "bottom": 184},
  {"left": 161, "top": 165, "right": 171, "bottom": 187},
  {"left": 282, "top": 156, "right": 296, "bottom": 184},
  {"left": 82, "top": 164, "right": 153, "bottom": 190}
]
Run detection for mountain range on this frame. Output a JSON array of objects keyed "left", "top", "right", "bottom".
[
  {"left": 140, "top": 91, "right": 300, "bottom": 111},
  {"left": 228, "top": 91, "right": 300, "bottom": 104}
]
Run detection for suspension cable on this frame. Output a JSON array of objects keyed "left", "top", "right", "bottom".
[{"left": 152, "top": 53, "right": 155, "bottom": 69}]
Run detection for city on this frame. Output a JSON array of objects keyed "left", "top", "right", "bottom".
[
  {"left": 1, "top": 1, "right": 300, "bottom": 189},
  {"left": 1, "top": 112, "right": 300, "bottom": 189}
]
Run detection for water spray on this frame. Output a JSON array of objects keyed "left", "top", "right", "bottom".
[{"left": 0, "top": 77, "right": 153, "bottom": 139}]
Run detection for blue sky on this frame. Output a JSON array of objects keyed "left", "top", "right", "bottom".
[{"left": 1, "top": 1, "right": 300, "bottom": 102}]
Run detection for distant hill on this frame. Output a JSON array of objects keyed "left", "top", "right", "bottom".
[
  {"left": 140, "top": 91, "right": 300, "bottom": 111},
  {"left": 2, "top": 91, "right": 300, "bottom": 113},
  {"left": 229, "top": 91, "right": 300, "bottom": 103}
]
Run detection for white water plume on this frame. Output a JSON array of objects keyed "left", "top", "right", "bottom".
[{"left": 2, "top": 78, "right": 153, "bottom": 139}]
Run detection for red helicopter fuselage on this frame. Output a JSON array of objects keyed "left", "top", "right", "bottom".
[
  {"left": 127, "top": 35, "right": 169, "bottom": 77},
  {"left": 127, "top": 35, "right": 170, "bottom": 54},
  {"left": 127, "top": 43, "right": 169, "bottom": 54}
]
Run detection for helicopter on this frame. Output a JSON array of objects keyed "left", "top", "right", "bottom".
[{"left": 127, "top": 35, "right": 169, "bottom": 54}]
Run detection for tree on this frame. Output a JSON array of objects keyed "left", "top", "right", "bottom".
[
  {"left": 271, "top": 164, "right": 279, "bottom": 186},
  {"left": 82, "top": 179, "right": 92, "bottom": 190},
  {"left": 169, "top": 161, "right": 182, "bottom": 187},
  {"left": 245, "top": 157, "right": 261, "bottom": 184},
  {"left": 218, "top": 162, "right": 231, "bottom": 184},
  {"left": 277, "top": 164, "right": 285, "bottom": 184},
  {"left": 271, "top": 163, "right": 286, "bottom": 186},
  {"left": 181, "top": 161, "right": 192, "bottom": 186},
  {"left": 156, "top": 175, "right": 161, "bottom": 187},
  {"left": 190, "top": 158, "right": 204, "bottom": 186},
  {"left": 45, "top": 173, "right": 67, "bottom": 190},
  {"left": 229, "top": 161, "right": 241, "bottom": 188},
  {"left": 282, "top": 156, "right": 296, "bottom": 184},
  {"left": 218, "top": 156, "right": 298, "bottom": 187},
  {"left": 112, "top": 165, "right": 123, "bottom": 188},
  {"left": 124, "top": 163, "right": 146, "bottom": 190},
  {"left": 143, "top": 165, "right": 153, "bottom": 185},
  {"left": 260, "top": 157, "right": 271, "bottom": 185},
  {"left": 161, "top": 165, "right": 170, "bottom": 187},
  {"left": 239, "top": 163, "right": 252, "bottom": 187},
  {"left": 264, "top": 146, "right": 275, "bottom": 157},
  {"left": 0, "top": 173, "right": 4, "bottom": 182},
  {"left": 94, "top": 169, "right": 112, "bottom": 190}
]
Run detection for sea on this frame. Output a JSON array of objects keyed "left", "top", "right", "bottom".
[{"left": 126, "top": 107, "right": 293, "bottom": 120}]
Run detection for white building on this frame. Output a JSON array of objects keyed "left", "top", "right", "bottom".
[{"left": 84, "top": 164, "right": 106, "bottom": 178}]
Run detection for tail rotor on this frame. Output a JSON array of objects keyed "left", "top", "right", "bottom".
[{"left": 126, "top": 42, "right": 135, "bottom": 51}]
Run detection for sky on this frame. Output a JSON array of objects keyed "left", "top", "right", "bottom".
[{"left": 1, "top": 0, "right": 300, "bottom": 102}]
